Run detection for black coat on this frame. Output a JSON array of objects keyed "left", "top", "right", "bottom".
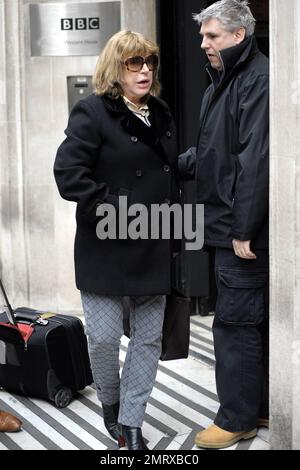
[
  {"left": 179, "top": 37, "right": 269, "bottom": 249},
  {"left": 54, "top": 94, "right": 179, "bottom": 296}
]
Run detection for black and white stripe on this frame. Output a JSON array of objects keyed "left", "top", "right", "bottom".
[{"left": 0, "top": 316, "right": 269, "bottom": 450}]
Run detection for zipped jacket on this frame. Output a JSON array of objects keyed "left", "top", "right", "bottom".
[{"left": 179, "top": 36, "right": 269, "bottom": 249}]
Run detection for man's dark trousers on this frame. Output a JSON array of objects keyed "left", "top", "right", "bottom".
[{"left": 213, "top": 247, "right": 269, "bottom": 432}]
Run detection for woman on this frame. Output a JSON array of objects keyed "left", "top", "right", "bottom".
[{"left": 54, "top": 30, "right": 179, "bottom": 450}]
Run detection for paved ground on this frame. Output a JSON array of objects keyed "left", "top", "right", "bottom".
[{"left": 0, "top": 314, "right": 269, "bottom": 450}]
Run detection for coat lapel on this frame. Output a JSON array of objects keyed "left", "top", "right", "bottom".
[{"left": 101, "top": 94, "right": 174, "bottom": 163}]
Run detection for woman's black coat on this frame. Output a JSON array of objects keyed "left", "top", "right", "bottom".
[{"left": 54, "top": 93, "right": 179, "bottom": 296}]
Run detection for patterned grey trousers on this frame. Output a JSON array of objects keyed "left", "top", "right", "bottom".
[{"left": 81, "top": 292, "right": 166, "bottom": 427}]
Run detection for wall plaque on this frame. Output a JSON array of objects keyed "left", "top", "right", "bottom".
[{"left": 29, "top": 2, "right": 121, "bottom": 56}]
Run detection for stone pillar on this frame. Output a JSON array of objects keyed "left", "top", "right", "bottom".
[
  {"left": 270, "top": 0, "right": 300, "bottom": 450},
  {"left": 0, "top": 0, "right": 29, "bottom": 303},
  {"left": 122, "top": 0, "right": 156, "bottom": 40}
]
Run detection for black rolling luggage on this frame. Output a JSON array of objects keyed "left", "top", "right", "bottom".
[{"left": 0, "top": 280, "right": 93, "bottom": 408}]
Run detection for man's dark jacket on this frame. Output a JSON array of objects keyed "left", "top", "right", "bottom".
[
  {"left": 54, "top": 94, "right": 179, "bottom": 296},
  {"left": 179, "top": 36, "right": 269, "bottom": 249}
]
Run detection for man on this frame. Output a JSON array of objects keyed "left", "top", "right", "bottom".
[
  {"left": 0, "top": 410, "right": 22, "bottom": 432},
  {"left": 179, "top": 0, "right": 269, "bottom": 449}
]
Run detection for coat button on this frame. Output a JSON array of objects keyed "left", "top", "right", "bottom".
[
  {"left": 136, "top": 169, "right": 143, "bottom": 177},
  {"left": 131, "top": 136, "right": 138, "bottom": 143},
  {"left": 163, "top": 165, "right": 170, "bottom": 173},
  {"left": 166, "top": 131, "right": 172, "bottom": 138}
]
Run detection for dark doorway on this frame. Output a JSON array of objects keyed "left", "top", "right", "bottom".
[
  {"left": 156, "top": 0, "right": 207, "bottom": 152},
  {"left": 156, "top": 0, "right": 269, "bottom": 151},
  {"left": 156, "top": 0, "right": 269, "bottom": 313}
]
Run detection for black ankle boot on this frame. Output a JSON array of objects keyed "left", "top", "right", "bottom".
[
  {"left": 122, "top": 425, "right": 149, "bottom": 450},
  {"left": 102, "top": 403, "right": 125, "bottom": 448}
]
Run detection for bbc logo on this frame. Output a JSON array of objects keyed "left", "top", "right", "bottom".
[{"left": 61, "top": 18, "right": 100, "bottom": 30}]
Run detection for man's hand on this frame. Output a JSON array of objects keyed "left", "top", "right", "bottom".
[{"left": 232, "top": 240, "right": 257, "bottom": 260}]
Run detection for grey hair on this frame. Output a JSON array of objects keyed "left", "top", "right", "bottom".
[{"left": 193, "top": 0, "right": 256, "bottom": 37}]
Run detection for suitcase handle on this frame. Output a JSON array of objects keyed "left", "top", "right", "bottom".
[
  {"left": 14, "top": 309, "right": 49, "bottom": 326},
  {"left": 14, "top": 310, "right": 40, "bottom": 323}
]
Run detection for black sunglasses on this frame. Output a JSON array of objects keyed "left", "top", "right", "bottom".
[{"left": 122, "top": 54, "right": 159, "bottom": 72}]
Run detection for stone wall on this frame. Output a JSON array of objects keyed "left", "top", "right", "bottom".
[{"left": 270, "top": 0, "right": 300, "bottom": 450}]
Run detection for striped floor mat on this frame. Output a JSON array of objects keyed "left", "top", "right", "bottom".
[{"left": 0, "top": 315, "right": 269, "bottom": 450}]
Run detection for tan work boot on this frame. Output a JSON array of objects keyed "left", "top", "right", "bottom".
[
  {"left": 258, "top": 418, "right": 269, "bottom": 428},
  {"left": 0, "top": 410, "right": 22, "bottom": 433},
  {"left": 194, "top": 424, "right": 257, "bottom": 449}
]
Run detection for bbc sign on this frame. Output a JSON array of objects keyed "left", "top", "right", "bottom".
[
  {"left": 61, "top": 18, "right": 100, "bottom": 31},
  {"left": 29, "top": 2, "right": 121, "bottom": 56}
]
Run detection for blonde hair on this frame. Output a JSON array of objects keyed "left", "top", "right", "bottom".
[{"left": 93, "top": 30, "right": 161, "bottom": 99}]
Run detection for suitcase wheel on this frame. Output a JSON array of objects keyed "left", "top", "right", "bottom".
[{"left": 54, "top": 387, "right": 73, "bottom": 408}]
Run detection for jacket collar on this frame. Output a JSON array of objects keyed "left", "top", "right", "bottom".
[
  {"left": 101, "top": 93, "right": 172, "bottom": 144},
  {"left": 206, "top": 36, "right": 259, "bottom": 89},
  {"left": 98, "top": 94, "right": 173, "bottom": 164},
  {"left": 101, "top": 93, "right": 128, "bottom": 114},
  {"left": 220, "top": 35, "right": 258, "bottom": 73}
]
